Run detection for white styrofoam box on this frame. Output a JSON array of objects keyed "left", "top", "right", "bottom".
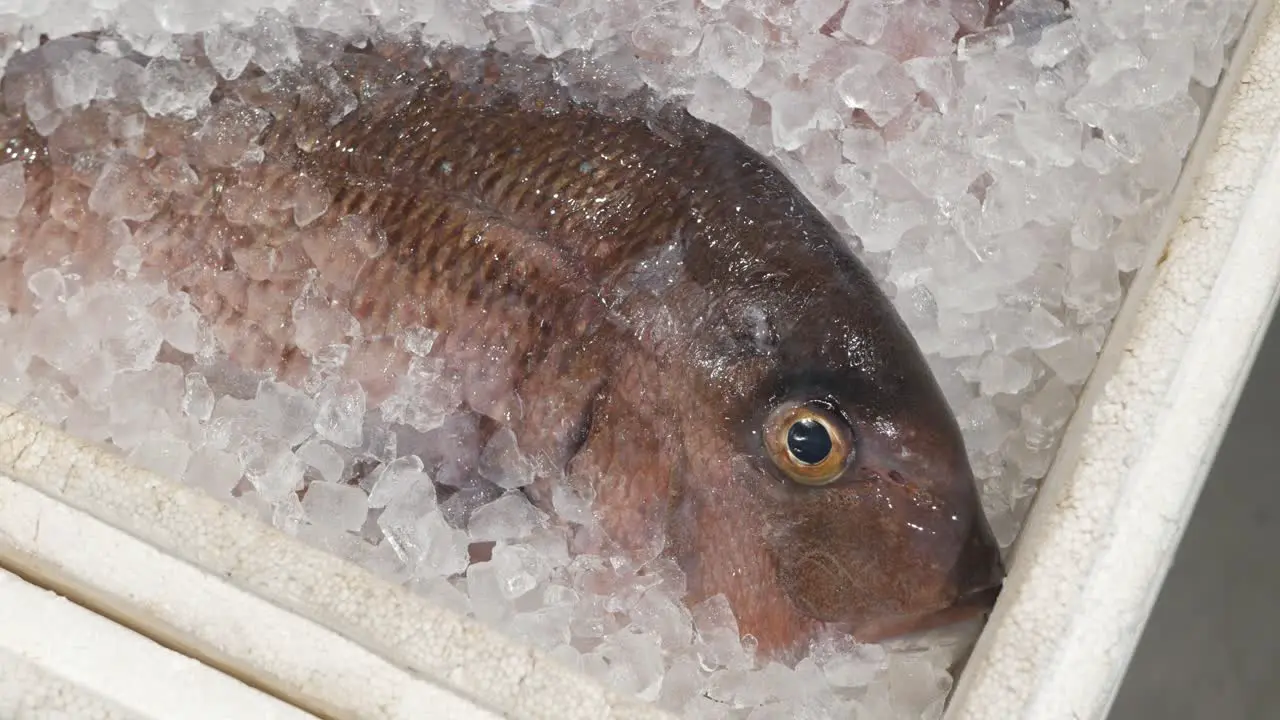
[
  {"left": 950, "top": 0, "right": 1280, "bottom": 717},
  {"left": 0, "top": 2, "right": 1278, "bottom": 719},
  {"left": 0, "top": 566, "right": 316, "bottom": 719}
]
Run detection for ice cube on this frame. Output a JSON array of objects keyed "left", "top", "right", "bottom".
[
  {"left": 886, "top": 653, "right": 952, "bottom": 718},
  {"left": 594, "top": 629, "right": 666, "bottom": 702},
  {"left": 247, "top": 448, "right": 306, "bottom": 501},
  {"left": 550, "top": 481, "right": 594, "bottom": 526},
  {"left": 468, "top": 491, "right": 547, "bottom": 542},
  {"left": 1014, "top": 111, "right": 1083, "bottom": 169},
  {"left": 181, "top": 372, "right": 215, "bottom": 423},
  {"left": 279, "top": 494, "right": 316, "bottom": 539},
  {"left": 957, "top": 23, "right": 1015, "bottom": 61},
  {"left": 902, "top": 57, "right": 958, "bottom": 114},
  {"left": 631, "top": 2, "right": 703, "bottom": 58},
  {"left": 157, "top": 293, "right": 203, "bottom": 354},
  {"left": 202, "top": 27, "right": 255, "bottom": 81},
  {"left": 691, "top": 594, "right": 751, "bottom": 670},
  {"left": 186, "top": 447, "right": 243, "bottom": 499},
  {"left": 632, "top": 587, "right": 694, "bottom": 649},
  {"left": 114, "top": 244, "right": 143, "bottom": 277},
  {"left": 89, "top": 160, "right": 162, "bottom": 222},
  {"left": 0, "top": 161, "right": 26, "bottom": 219},
  {"left": 126, "top": 432, "right": 192, "bottom": 481},
  {"left": 368, "top": 455, "right": 432, "bottom": 509},
  {"left": 477, "top": 427, "right": 535, "bottom": 490},
  {"left": 466, "top": 559, "right": 512, "bottom": 624},
  {"left": 840, "top": 0, "right": 889, "bottom": 45},
  {"left": 247, "top": 10, "right": 300, "bottom": 73},
  {"left": 397, "top": 326, "right": 439, "bottom": 357},
  {"left": 27, "top": 268, "right": 66, "bottom": 308},
  {"left": 816, "top": 640, "right": 888, "bottom": 689},
  {"left": 1030, "top": 20, "right": 1081, "bottom": 68},
  {"left": 770, "top": 90, "right": 820, "bottom": 151},
  {"left": 297, "top": 438, "right": 346, "bottom": 484},
  {"left": 98, "top": 302, "right": 163, "bottom": 373},
  {"left": 413, "top": 509, "right": 471, "bottom": 577},
  {"left": 139, "top": 57, "right": 216, "bottom": 120},
  {"left": 686, "top": 74, "right": 753, "bottom": 137},
  {"left": 699, "top": 23, "right": 763, "bottom": 89},
  {"left": 292, "top": 175, "right": 330, "bottom": 228},
  {"left": 302, "top": 481, "right": 368, "bottom": 534},
  {"left": 292, "top": 282, "right": 358, "bottom": 356},
  {"left": 835, "top": 48, "right": 917, "bottom": 127},
  {"left": 379, "top": 356, "right": 462, "bottom": 433},
  {"left": 314, "top": 378, "right": 366, "bottom": 448},
  {"left": 253, "top": 379, "right": 317, "bottom": 447},
  {"left": 976, "top": 352, "right": 1033, "bottom": 396},
  {"left": 489, "top": 542, "right": 549, "bottom": 600}
]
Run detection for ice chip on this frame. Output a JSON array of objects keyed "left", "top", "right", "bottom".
[
  {"left": 247, "top": 448, "right": 306, "bottom": 501},
  {"left": 398, "top": 326, "right": 439, "bottom": 357},
  {"left": 202, "top": 27, "right": 255, "bottom": 80},
  {"left": 157, "top": 293, "right": 203, "bottom": 354},
  {"left": 886, "top": 653, "right": 952, "bottom": 718},
  {"left": 467, "top": 491, "right": 547, "bottom": 542},
  {"left": 490, "top": 543, "right": 549, "bottom": 600},
  {"left": 181, "top": 372, "right": 215, "bottom": 423},
  {"left": 302, "top": 481, "right": 368, "bottom": 534},
  {"left": 414, "top": 510, "right": 471, "bottom": 577},
  {"left": 957, "top": 23, "right": 1015, "bottom": 61},
  {"left": 477, "top": 426, "right": 535, "bottom": 489},
  {"left": 1014, "top": 111, "right": 1083, "bottom": 169},
  {"left": 368, "top": 455, "right": 432, "bottom": 509},
  {"left": 0, "top": 161, "right": 26, "bottom": 219},
  {"left": 686, "top": 74, "right": 752, "bottom": 136},
  {"left": 89, "top": 160, "right": 162, "bottom": 222},
  {"left": 139, "top": 57, "right": 216, "bottom": 120},
  {"left": 770, "top": 90, "right": 820, "bottom": 151},
  {"left": 835, "top": 48, "right": 917, "bottom": 126},
  {"left": 840, "top": 0, "right": 890, "bottom": 45},
  {"left": 594, "top": 629, "right": 666, "bottom": 702},
  {"left": 127, "top": 432, "right": 192, "bottom": 481},
  {"left": 292, "top": 282, "right": 358, "bottom": 355},
  {"left": 27, "top": 268, "right": 66, "bottom": 307},
  {"left": 253, "top": 380, "right": 317, "bottom": 447},
  {"left": 292, "top": 175, "right": 330, "bottom": 228},
  {"left": 314, "top": 378, "right": 366, "bottom": 448},
  {"left": 632, "top": 3, "right": 703, "bottom": 57},
  {"left": 1030, "top": 20, "right": 1082, "bottom": 68},
  {"left": 297, "top": 438, "right": 346, "bottom": 484},
  {"left": 185, "top": 447, "right": 243, "bottom": 499},
  {"left": 700, "top": 23, "right": 763, "bottom": 89}
]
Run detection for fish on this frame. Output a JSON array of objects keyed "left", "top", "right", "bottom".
[{"left": 0, "top": 29, "right": 1004, "bottom": 660}]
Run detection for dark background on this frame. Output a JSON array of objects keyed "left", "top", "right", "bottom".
[{"left": 1109, "top": 313, "right": 1280, "bottom": 718}]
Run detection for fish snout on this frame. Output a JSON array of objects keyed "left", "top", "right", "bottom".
[{"left": 950, "top": 504, "right": 1005, "bottom": 606}]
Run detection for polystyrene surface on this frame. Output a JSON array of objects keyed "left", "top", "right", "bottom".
[
  {"left": 947, "top": 1, "right": 1280, "bottom": 718},
  {"left": 0, "top": 567, "right": 313, "bottom": 719}
]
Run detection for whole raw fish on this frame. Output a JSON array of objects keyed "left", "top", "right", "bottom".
[{"left": 0, "top": 30, "right": 1004, "bottom": 658}]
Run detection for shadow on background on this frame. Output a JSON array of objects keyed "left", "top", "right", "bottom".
[{"left": 1109, "top": 313, "right": 1280, "bottom": 718}]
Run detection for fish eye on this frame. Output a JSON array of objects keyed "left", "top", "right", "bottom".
[{"left": 763, "top": 401, "right": 855, "bottom": 486}]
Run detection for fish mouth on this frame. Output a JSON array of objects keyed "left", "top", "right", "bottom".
[{"left": 849, "top": 583, "right": 1004, "bottom": 644}]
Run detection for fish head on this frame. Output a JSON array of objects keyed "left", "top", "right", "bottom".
[
  {"left": 711, "top": 245, "right": 1005, "bottom": 644},
  {"left": 667, "top": 128, "right": 1006, "bottom": 648}
]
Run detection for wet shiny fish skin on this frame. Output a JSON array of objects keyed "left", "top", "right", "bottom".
[{"left": 0, "top": 32, "right": 1004, "bottom": 660}]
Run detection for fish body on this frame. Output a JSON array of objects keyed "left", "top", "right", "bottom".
[{"left": 0, "top": 32, "right": 1003, "bottom": 658}]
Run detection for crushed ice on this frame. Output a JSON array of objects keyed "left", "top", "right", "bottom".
[{"left": 0, "top": 0, "right": 1255, "bottom": 717}]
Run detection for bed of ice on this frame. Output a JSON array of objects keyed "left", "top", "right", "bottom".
[{"left": 0, "top": 0, "right": 1256, "bottom": 717}]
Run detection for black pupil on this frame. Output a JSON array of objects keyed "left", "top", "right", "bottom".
[{"left": 786, "top": 418, "right": 832, "bottom": 465}]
